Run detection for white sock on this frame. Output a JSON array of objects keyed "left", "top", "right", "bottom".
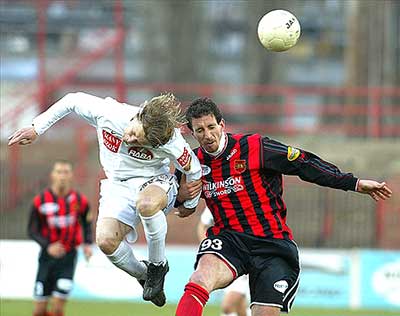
[
  {"left": 139, "top": 211, "right": 167, "bottom": 264},
  {"left": 107, "top": 240, "right": 147, "bottom": 280}
]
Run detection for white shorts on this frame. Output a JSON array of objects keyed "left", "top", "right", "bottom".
[
  {"left": 225, "top": 274, "right": 250, "bottom": 297},
  {"left": 98, "top": 174, "right": 178, "bottom": 238}
]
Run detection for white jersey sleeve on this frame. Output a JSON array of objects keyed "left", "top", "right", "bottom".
[
  {"left": 200, "top": 206, "right": 214, "bottom": 226},
  {"left": 163, "top": 129, "right": 202, "bottom": 209},
  {"left": 32, "top": 92, "right": 110, "bottom": 135}
]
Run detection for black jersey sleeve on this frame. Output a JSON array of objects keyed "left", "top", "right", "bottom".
[
  {"left": 27, "top": 205, "right": 49, "bottom": 249},
  {"left": 77, "top": 193, "right": 93, "bottom": 244},
  {"left": 80, "top": 204, "right": 93, "bottom": 244},
  {"left": 262, "top": 137, "right": 358, "bottom": 191}
]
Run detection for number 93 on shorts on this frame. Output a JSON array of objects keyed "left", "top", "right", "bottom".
[{"left": 194, "top": 231, "right": 249, "bottom": 279}]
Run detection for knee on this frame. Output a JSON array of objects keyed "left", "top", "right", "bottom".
[
  {"left": 96, "top": 233, "right": 121, "bottom": 255},
  {"left": 221, "top": 306, "right": 235, "bottom": 314},
  {"left": 136, "top": 196, "right": 163, "bottom": 217},
  {"left": 221, "top": 301, "right": 236, "bottom": 314}
]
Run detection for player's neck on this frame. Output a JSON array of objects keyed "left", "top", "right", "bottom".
[
  {"left": 51, "top": 185, "right": 70, "bottom": 197},
  {"left": 205, "top": 133, "right": 227, "bottom": 157}
]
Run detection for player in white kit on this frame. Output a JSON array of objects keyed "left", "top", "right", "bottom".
[
  {"left": 8, "top": 92, "right": 202, "bottom": 307},
  {"left": 197, "top": 207, "right": 250, "bottom": 316}
]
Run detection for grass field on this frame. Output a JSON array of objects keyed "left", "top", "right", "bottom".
[{"left": 1, "top": 300, "right": 399, "bottom": 316}]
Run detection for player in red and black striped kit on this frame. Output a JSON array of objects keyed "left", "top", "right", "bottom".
[
  {"left": 28, "top": 160, "right": 93, "bottom": 316},
  {"left": 174, "top": 98, "right": 392, "bottom": 316}
]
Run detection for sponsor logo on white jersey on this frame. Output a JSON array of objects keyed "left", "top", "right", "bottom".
[
  {"left": 203, "top": 176, "right": 244, "bottom": 198},
  {"left": 39, "top": 202, "right": 59, "bottom": 215},
  {"left": 177, "top": 147, "right": 190, "bottom": 168},
  {"left": 102, "top": 129, "right": 122, "bottom": 153},
  {"left": 273, "top": 280, "right": 289, "bottom": 293},
  {"left": 128, "top": 146, "right": 154, "bottom": 160}
]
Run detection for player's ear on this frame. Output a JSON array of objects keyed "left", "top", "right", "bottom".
[{"left": 220, "top": 119, "right": 226, "bottom": 130}]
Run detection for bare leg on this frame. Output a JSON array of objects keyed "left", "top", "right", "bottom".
[
  {"left": 32, "top": 300, "right": 48, "bottom": 316},
  {"left": 50, "top": 297, "right": 66, "bottom": 316},
  {"left": 251, "top": 304, "right": 280, "bottom": 316},
  {"left": 221, "top": 291, "right": 247, "bottom": 316}
]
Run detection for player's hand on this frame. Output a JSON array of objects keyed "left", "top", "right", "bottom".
[
  {"left": 47, "top": 241, "right": 66, "bottom": 258},
  {"left": 83, "top": 244, "right": 93, "bottom": 261},
  {"left": 177, "top": 175, "right": 202, "bottom": 202},
  {"left": 356, "top": 180, "right": 392, "bottom": 201},
  {"left": 8, "top": 126, "right": 38, "bottom": 146},
  {"left": 175, "top": 205, "right": 196, "bottom": 218}
]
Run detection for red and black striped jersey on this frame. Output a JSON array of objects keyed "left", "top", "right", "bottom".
[
  {"left": 192, "top": 133, "right": 358, "bottom": 240},
  {"left": 28, "top": 188, "right": 92, "bottom": 252}
]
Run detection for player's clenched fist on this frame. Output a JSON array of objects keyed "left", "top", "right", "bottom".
[{"left": 8, "top": 126, "right": 38, "bottom": 146}]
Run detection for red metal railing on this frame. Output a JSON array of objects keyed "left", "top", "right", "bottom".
[{"left": 1, "top": 0, "right": 126, "bottom": 210}]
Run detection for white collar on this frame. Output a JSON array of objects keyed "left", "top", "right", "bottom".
[{"left": 204, "top": 133, "right": 227, "bottom": 157}]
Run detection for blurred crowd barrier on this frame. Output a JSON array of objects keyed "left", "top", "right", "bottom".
[{"left": 1, "top": 241, "right": 399, "bottom": 309}]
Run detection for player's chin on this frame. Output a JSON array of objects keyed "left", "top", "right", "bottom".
[{"left": 203, "top": 143, "right": 217, "bottom": 152}]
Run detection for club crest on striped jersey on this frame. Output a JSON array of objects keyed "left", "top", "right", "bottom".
[
  {"left": 234, "top": 159, "right": 246, "bottom": 174},
  {"left": 201, "top": 164, "right": 211, "bottom": 176},
  {"left": 128, "top": 146, "right": 154, "bottom": 160},
  {"left": 287, "top": 146, "right": 300, "bottom": 161}
]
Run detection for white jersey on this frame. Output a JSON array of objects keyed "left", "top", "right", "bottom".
[
  {"left": 32, "top": 92, "right": 202, "bottom": 208},
  {"left": 200, "top": 206, "right": 214, "bottom": 226}
]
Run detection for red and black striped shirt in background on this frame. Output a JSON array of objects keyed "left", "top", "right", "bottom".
[
  {"left": 183, "top": 133, "right": 358, "bottom": 241},
  {"left": 28, "top": 189, "right": 92, "bottom": 252}
]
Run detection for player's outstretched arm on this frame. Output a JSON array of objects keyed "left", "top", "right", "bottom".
[
  {"left": 356, "top": 180, "right": 392, "bottom": 201},
  {"left": 8, "top": 126, "right": 38, "bottom": 146}
]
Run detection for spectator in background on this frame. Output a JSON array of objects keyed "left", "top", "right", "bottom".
[
  {"left": 28, "top": 160, "right": 93, "bottom": 316},
  {"left": 197, "top": 206, "right": 250, "bottom": 316},
  {"left": 174, "top": 97, "right": 392, "bottom": 316}
]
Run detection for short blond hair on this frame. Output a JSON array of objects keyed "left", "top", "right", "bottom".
[{"left": 139, "top": 93, "right": 185, "bottom": 147}]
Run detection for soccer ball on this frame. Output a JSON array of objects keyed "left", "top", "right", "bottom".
[{"left": 257, "top": 10, "right": 301, "bottom": 52}]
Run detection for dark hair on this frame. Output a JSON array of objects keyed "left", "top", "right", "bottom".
[
  {"left": 185, "top": 98, "right": 223, "bottom": 131},
  {"left": 53, "top": 159, "right": 73, "bottom": 168}
]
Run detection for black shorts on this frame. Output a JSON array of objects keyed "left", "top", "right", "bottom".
[
  {"left": 34, "top": 249, "right": 77, "bottom": 300},
  {"left": 195, "top": 230, "right": 300, "bottom": 313}
]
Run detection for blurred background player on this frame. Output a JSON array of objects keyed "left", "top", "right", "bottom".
[
  {"left": 8, "top": 92, "right": 202, "bottom": 307},
  {"left": 28, "top": 160, "right": 92, "bottom": 316},
  {"left": 175, "top": 97, "right": 393, "bottom": 316},
  {"left": 197, "top": 206, "right": 250, "bottom": 316}
]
